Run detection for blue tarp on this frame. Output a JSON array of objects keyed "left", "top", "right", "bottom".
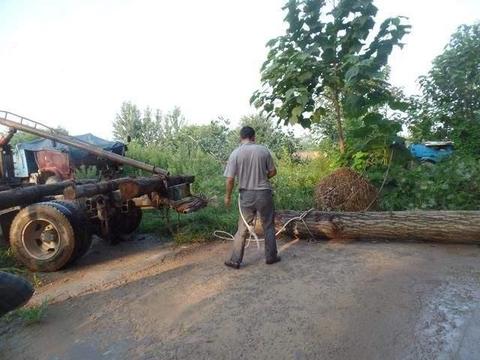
[{"left": 16, "top": 134, "right": 126, "bottom": 167}]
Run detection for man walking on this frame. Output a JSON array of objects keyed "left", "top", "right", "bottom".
[{"left": 223, "top": 126, "right": 280, "bottom": 269}]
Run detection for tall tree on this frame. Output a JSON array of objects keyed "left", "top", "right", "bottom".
[
  {"left": 178, "top": 117, "right": 234, "bottom": 161},
  {"left": 113, "top": 102, "right": 187, "bottom": 146},
  {"left": 141, "top": 107, "right": 163, "bottom": 146},
  {"left": 410, "top": 23, "right": 480, "bottom": 154},
  {"left": 252, "top": 0, "right": 409, "bottom": 152},
  {"left": 162, "top": 106, "right": 186, "bottom": 140},
  {"left": 240, "top": 115, "right": 299, "bottom": 157},
  {"left": 113, "top": 101, "right": 143, "bottom": 143}
]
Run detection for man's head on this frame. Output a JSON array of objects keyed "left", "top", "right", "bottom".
[{"left": 240, "top": 126, "right": 255, "bottom": 142}]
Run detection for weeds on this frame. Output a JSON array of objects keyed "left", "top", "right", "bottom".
[
  {"left": 3, "top": 298, "right": 49, "bottom": 326},
  {"left": 75, "top": 165, "right": 99, "bottom": 180},
  {"left": 133, "top": 146, "right": 335, "bottom": 243},
  {"left": 0, "top": 245, "right": 20, "bottom": 273},
  {"left": 15, "top": 299, "right": 49, "bottom": 325}
]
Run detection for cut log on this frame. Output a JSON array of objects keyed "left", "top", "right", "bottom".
[
  {"left": 119, "top": 177, "right": 167, "bottom": 201},
  {"left": 64, "top": 175, "right": 195, "bottom": 200},
  {"left": 275, "top": 210, "right": 480, "bottom": 244},
  {"left": 0, "top": 181, "right": 74, "bottom": 210},
  {"left": 167, "top": 175, "right": 195, "bottom": 187},
  {"left": 63, "top": 178, "right": 129, "bottom": 199},
  {"left": 119, "top": 175, "right": 195, "bottom": 201}
]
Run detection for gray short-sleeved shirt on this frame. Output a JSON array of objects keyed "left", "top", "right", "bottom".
[{"left": 224, "top": 142, "right": 275, "bottom": 190}]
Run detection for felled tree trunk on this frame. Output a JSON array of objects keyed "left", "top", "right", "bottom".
[
  {"left": 0, "top": 181, "right": 74, "bottom": 210},
  {"left": 63, "top": 178, "right": 129, "bottom": 199},
  {"left": 118, "top": 175, "right": 195, "bottom": 201},
  {"left": 275, "top": 210, "right": 480, "bottom": 244},
  {"left": 118, "top": 177, "right": 167, "bottom": 201}
]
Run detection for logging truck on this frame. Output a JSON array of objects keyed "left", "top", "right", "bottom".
[{"left": 0, "top": 111, "right": 206, "bottom": 272}]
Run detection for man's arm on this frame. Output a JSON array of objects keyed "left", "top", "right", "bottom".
[
  {"left": 223, "top": 150, "right": 237, "bottom": 208},
  {"left": 225, "top": 177, "right": 235, "bottom": 207},
  {"left": 266, "top": 150, "right": 277, "bottom": 179},
  {"left": 267, "top": 167, "right": 277, "bottom": 178}
]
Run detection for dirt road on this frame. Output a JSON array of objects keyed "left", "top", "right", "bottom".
[{"left": 1, "top": 236, "right": 480, "bottom": 360}]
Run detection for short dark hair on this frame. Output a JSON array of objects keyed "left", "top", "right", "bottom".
[{"left": 240, "top": 126, "right": 255, "bottom": 140}]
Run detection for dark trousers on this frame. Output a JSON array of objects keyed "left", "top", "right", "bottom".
[{"left": 229, "top": 189, "right": 277, "bottom": 263}]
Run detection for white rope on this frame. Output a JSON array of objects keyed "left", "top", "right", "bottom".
[{"left": 213, "top": 195, "right": 314, "bottom": 248}]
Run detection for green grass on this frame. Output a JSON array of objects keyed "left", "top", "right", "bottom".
[
  {"left": 273, "top": 154, "right": 335, "bottom": 210},
  {"left": 0, "top": 245, "right": 20, "bottom": 273},
  {"left": 15, "top": 299, "right": 49, "bottom": 325},
  {"left": 140, "top": 205, "right": 239, "bottom": 244},
  {"left": 135, "top": 151, "right": 335, "bottom": 243},
  {"left": 1, "top": 245, "right": 44, "bottom": 290},
  {"left": 3, "top": 298, "right": 49, "bottom": 326}
]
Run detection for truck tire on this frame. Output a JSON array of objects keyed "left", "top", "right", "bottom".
[
  {"left": 0, "top": 271, "right": 34, "bottom": 317},
  {"left": 1, "top": 210, "right": 18, "bottom": 243},
  {"left": 112, "top": 205, "right": 143, "bottom": 235},
  {"left": 47, "top": 201, "right": 92, "bottom": 261},
  {"left": 9, "top": 203, "right": 76, "bottom": 272}
]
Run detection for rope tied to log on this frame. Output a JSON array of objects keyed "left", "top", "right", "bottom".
[
  {"left": 213, "top": 195, "right": 315, "bottom": 248},
  {"left": 185, "top": 133, "right": 315, "bottom": 244}
]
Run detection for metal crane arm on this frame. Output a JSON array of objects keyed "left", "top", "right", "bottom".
[{"left": 0, "top": 110, "right": 169, "bottom": 177}]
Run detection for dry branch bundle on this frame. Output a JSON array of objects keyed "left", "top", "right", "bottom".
[{"left": 314, "top": 168, "right": 378, "bottom": 211}]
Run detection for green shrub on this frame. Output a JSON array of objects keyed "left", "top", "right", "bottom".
[
  {"left": 128, "top": 140, "right": 335, "bottom": 242},
  {"left": 380, "top": 155, "right": 480, "bottom": 210},
  {"left": 273, "top": 152, "right": 335, "bottom": 210},
  {"left": 75, "top": 165, "right": 99, "bottom": 180}
]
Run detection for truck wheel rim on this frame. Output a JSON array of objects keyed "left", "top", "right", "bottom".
[{"left": 22, "top": 219, "right": 61, "bottom": 260}]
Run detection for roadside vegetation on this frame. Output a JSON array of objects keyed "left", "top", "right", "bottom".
[
  {"left": 0, "top": 243, "right": 47, "bottom": 325},
  {"left": 1, "top": 298, "right": 49, "bottom": 326},
  {"left": 112, "top": 2, "right": 480, "bottom": 243},
  {"left": 0, "top": 245, "right": 17, "bottom": 273},
  {"left": 1, "top": 0, "right": 478, "bottom": 329},
  {"left": 2, "top": 1, "right": 478, "bottom": 249}
]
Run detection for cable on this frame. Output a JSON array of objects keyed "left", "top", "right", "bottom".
[
  {"left": 213, "top": 195, "right": 314, "bottom": 248},
  {"left": 184, "top": 134, "right": 316, "bottom": 245}
]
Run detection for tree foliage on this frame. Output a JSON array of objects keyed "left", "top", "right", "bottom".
[
  {"left": 252, "top": 0, "right": 410, "bottom": 152},
  {"left": 113, "top": 101, "right": 143, "bottom": 143},
  {"left": 381, "top": 155, "right": 480, "bottom": 211},
  {"left": 240, "top": 114, "right": 300, "bottom": 158},
  {"left": 113, "top": 102, "right": 186, "bottom": 146},
  {"left": 176, "top": 117, "right": 235, "bottom": 161},
  {"left": 409, "top": 23, "right": 480, "bottom": 154},
  {"left": 5, "top": 126, "right": 69, "bottom": 147},
  {"left": 142, "top": 107, "right": 186, "bottom": 146}
]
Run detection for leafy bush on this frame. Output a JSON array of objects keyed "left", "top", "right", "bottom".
[
  {"left": 75, "top": 165, "right": 99, "bottom": 180},
  {"left": 273, "top": 152, "right": 335, "bottom": 210},
  {"left": 381, "top": 155, "right": 480, "bottom": 210},
  {"left": 126, "top": 131, "right": 335, "bottom": 242}
]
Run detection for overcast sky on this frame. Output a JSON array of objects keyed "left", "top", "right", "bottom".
[{"left": 0, "top": 0, "right": 479, "bottom": 139}]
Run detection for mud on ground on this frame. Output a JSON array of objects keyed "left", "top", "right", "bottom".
[{"left": 1, "top": 235, "right": 480, "bottom": 360}]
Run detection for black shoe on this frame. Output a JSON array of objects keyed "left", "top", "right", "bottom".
[
  {"left": 224, "top": 260, "right": 240, "bottom": 269},
  {"left": 266, "top": 256, "right": 281, "bottom": 265}
]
